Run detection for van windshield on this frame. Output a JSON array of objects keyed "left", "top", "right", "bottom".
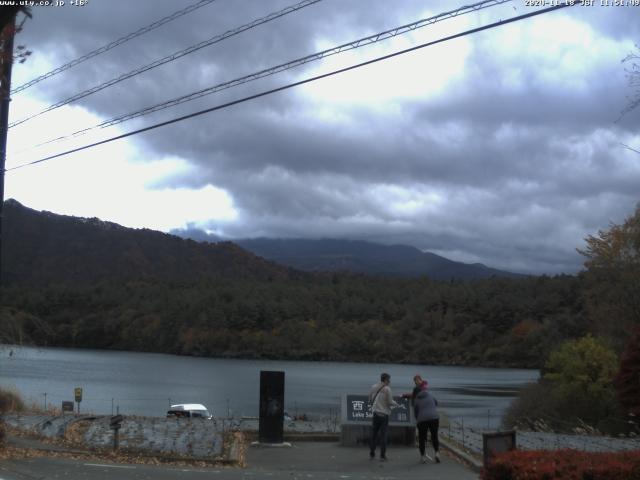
[
  {"left": 167, "top": 410, "right": 188, "bottom": 417},
  {"left": 191, "top": 410, "right": 210, "bottom": 418},
  {"left": 167, "top": 407, "right": 212, "bottom": 418}
]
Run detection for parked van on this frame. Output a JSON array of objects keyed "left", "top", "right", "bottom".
[{"left": 166, "top": 403, "right": 213, "bottom": 420}]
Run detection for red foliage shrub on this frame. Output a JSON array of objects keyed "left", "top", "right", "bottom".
[{"left": 481, "top": 449, "right": 640, "bottom": 480}]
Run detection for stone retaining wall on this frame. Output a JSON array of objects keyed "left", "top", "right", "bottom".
[{"left": 3, "top": 413, "right": 223, "bottom": 458}]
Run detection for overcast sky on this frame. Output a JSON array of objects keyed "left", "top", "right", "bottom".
[{"left": 5, "top": 0, "right": 640, "bottom": 275}]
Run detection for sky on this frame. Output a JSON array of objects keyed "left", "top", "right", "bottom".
[{"left": 4, "top": 0, "right": 640, "bottom": 275}]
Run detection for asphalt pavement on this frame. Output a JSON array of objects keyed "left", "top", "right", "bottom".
[
  {"left": 1, "top": 437, "right": 480, "bottom": 480},
  {"left": 245, "top": 441, "right": 480, "bottom": 479}
]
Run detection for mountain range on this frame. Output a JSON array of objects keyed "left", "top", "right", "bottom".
[
  {"left": 2, "top": 199, "right": 524, "bottom": 285},
  {"left": 234, "top": 237, "right": 525, "bottom": 280},
  {"left": 173, "top": 229, "right": 524, "bottom": 280}
]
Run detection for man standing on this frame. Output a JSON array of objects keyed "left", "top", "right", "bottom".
[{"left": 369, "top": 372, "right": 399, "bottom": 461}]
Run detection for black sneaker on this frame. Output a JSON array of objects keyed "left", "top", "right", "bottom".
[
  {"left": 380, "top": 456, "right": 388, "bottom": 462},
  {"left": 435, "top": 451, "right": 441, "bottom": 463},
  {"left": 369, "top": 451, "right": 375, "bottom": 460}
]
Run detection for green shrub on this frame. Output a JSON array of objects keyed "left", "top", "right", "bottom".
[
  {"left": 503, "top": 381, "right": 554, "bottom": 430},
  {"left": 505, "top": 336, "right": 621, "bottom": 432}
]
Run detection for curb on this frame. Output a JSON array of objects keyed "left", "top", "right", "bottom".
[
  {"left": 440, "top": 437, "right": 483, "bottom": 472},
  {"left": 284, "top": 433, "right": 340, "bottom": 442},
  {"left": 244, "top": 432, "right": 341, "bottom": 443}
]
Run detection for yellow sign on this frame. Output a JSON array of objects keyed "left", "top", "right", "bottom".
[{"left": 74, "top": 387, "right": 82, "bottom": 402}]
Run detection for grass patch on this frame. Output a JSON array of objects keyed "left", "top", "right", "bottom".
[{"left": 0, "top": 387, "right": 25, "bottom": 413}]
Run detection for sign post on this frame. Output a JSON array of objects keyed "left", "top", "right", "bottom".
[
  {"left": 110, "top": 414, "right": 124, "bottom": 451},
  {"left": 74, "top": 387, "right": 82, "bottom": 415}
]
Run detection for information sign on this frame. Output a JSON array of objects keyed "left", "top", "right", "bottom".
[
  {"left": 343, "top": 394, "right": 411, "bottom": 425},
  {"left": 110, "top": 415, "right": 124, "bottom": 428}
]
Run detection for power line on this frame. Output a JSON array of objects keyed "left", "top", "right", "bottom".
[
  {"left": 6, "top": 2, "right": 578, "bottom": 173},
  {"left": 11, "top": 0, "right": 218, "bottom": 95},
  {"left": 9, "top": 0, "right": 322, "bottom": 129},
  {"left": 620, "top": 143, "right": 640, "bottom": 155},
  {"left": 26, "top": 0, "right": 513, "bottom": 149}
]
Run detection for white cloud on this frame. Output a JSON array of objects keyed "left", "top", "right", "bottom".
[
  {"left": 6, "top": 1, "right": 639, "bottom": 274},
  {"left": 299, "top": 11, "right": 472, "bottom": 107},
  {"left": 5, "top": 100, "right": 237, "bottom": 231}
]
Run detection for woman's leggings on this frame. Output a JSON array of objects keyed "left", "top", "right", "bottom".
[{"left": 417, "top": 418, "right": 439, "bottom": 455}]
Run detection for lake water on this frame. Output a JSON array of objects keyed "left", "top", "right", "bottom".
[{"left": 0, "top": 345, "right": 538, "bottom": 429}]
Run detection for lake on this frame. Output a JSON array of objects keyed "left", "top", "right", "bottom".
[{"left": 0, "top": 345, "right": 538, "bottom": 428}]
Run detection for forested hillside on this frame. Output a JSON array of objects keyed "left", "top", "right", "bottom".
[
  {"left": 1, "top": 274, "right": 584, "bottom": 368},
  {"left": 2, "top": 199, "right": 300, "bottom": 285},
  {"left": 0, "top": 199, "right": 602, "bottom": 368}
]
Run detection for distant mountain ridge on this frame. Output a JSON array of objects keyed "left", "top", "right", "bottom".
[
  {"left": 173, "top": 230, "right": 525, "bottom": 280},
  {"left": 2, "top": 199, "right": 299, "bottom": 286},
  {"left": 3, "top": 199, "right": 524, "bottom": 285},
  {"left": 236, "top": 238, "right": 525, "bottom": 280}
]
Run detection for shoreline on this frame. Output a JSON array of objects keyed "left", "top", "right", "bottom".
[{"left": 1, "top": 342, "right": 543, "bottom": 370}]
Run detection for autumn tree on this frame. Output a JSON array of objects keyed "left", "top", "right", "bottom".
[{"left": 578, "top": 205, "right": 640, "bottom": 348}]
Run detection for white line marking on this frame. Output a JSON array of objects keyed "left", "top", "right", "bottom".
[{"left": 84, "top": 463, "right": 136, "bottom": 469}]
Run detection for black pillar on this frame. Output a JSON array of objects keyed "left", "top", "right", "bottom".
[{"left": 259, "top": 370, "right": 284, "bottom": 443}]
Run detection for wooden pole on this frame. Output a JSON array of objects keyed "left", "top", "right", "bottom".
[{"left": 0, "top": 14, "right": 16, "bottom": 286}]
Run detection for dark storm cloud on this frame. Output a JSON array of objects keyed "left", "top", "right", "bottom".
[{"left": 11, "top": 0, "right": 640, "bottom": 274}]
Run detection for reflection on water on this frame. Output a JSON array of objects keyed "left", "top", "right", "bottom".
[
  {"left": 442, "top": 386, "right": 520, "bottom": 397},
  {"left": 0, "top": 345, "right": 539, "bottom": 428}
]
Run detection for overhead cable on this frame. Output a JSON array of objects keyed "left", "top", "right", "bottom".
[
  {"left": 11, "top": 0, "right": 218, "bottom": 95},
  {"left": 5, "top": 2, "right": 578, "bottom": 173},
  {"left": 29, "top": 0, "right": 513, "bottom": 148},
  {"left": 10, "top": 0, "right": 322, "bottom": 129}
]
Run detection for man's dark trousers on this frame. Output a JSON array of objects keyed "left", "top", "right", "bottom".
[{"left": 370, "top": 412, "right": 389, "bottom": 458}]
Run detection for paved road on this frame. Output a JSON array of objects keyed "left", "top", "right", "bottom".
[{"left": 1, "top": 442, "right": 479, "bottom": 480}]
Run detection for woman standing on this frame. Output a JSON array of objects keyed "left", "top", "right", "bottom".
[{"left": 413, "top": 381, "right": 440, "bottom": 464}]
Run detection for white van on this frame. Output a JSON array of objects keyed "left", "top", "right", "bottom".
[{"left": 166, "top": 403, "right": 213, "bottom": 420}]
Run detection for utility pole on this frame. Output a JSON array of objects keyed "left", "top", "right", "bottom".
[{"left": 0, "top": 14, "right": 16, "bottom": 286}]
